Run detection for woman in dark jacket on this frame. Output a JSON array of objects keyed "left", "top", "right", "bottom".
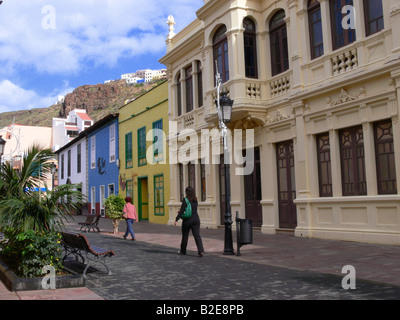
[{"left": 174, "top": 186, "right": 205, "bottom": 257}]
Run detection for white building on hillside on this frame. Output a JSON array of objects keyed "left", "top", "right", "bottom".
[
  {"left": 121, "top": 73, "right": 136, "bottom": 80},
  {"left": 126, "top": 77, "right": 145, "bottom": 84},
  {"left": 52, "top": 109, "right": 93, "bottom": 152},
  {"left": 121, "top": 69, "right": 167, "bottom": 83}
]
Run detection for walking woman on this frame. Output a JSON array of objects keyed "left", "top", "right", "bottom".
[
  {"left": 174, "top": 186, "right": 205, "bottom": 257},
  {"left": 123, "top": 196, "right": 138, "bottom": 240}
]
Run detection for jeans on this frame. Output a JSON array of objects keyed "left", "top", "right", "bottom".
[{"left": 124, "top": 219, "right": 135, "bottom": 239}]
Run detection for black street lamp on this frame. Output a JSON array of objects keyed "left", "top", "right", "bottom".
[
  {"left": 219, "top": 91, "right": 233, "bottom": 124},
  {"left": 215, "top": 63, "right": 235, "bottom": 255}
]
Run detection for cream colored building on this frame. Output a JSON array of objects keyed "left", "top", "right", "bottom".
[
  {"left": 0, "top": 124, "right": 55, "bottom": 189},
  {"left": 160, "top": 0, "right": 400, "bottom": 245}
]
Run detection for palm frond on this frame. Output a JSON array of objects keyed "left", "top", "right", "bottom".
[{"left": 0, "top": 145, "right": 85, "bottom": 240}]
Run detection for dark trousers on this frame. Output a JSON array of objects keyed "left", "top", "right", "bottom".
[{"left": 180, "top": 216, "right": 204, "bottom": 255}]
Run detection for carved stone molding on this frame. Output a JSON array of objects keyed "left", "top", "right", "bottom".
[
  {"left": 266, "top": 108, "right": 294, "bottom": 124},
  {"left": 233, "top": 116, "right": 264, "bottom": 130},
  {"left": 390, "top": 3, "right": 400, "bottom": 16},
  {"left": 327, "top": 87, "right": 366, "bottom": 107}
]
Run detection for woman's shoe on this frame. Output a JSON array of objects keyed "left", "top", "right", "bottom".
[
  {"left": 177, "top": 250, "right": 186, "bottom": 255},
  {"left": 131, "top": 238, "right": 135, "bottom": 241},
  {"left": 198, "top": 252, "right": 204, "bottom": 257},
  {"left": 123, "top": 236, "right": 127, "bottom": 240}
]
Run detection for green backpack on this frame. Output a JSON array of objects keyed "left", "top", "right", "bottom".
[{"left": 181, "top": 197, "right": 192, "bottom": 219}]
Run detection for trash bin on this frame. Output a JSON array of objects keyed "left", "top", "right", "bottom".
[
  {"left": 235, "top": 212, "right": 253, "bottom": 256},
  {"left": 238, "top": 218, "right": 253, "bottom": 245}
]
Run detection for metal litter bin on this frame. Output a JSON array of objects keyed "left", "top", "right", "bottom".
[{"left": 235, "top": 212, "right": 253, "bottom": 256}]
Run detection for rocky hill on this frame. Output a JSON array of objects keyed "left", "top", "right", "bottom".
[{"left": 0, "top": 79, "right": 163, "bottom": 128}]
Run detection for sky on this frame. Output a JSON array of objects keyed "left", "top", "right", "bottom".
[{"left": 0, "top": 0, "right": 204, "bottom": 114}]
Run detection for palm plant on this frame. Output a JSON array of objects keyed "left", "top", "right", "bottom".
[
  {"left": 0, "top": 144, "right": 86, "bottom": 238},
  {"left": 0, "top": 145, "right": 86, "bottom": 277}
]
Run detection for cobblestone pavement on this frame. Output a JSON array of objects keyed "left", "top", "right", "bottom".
[
  {"left": 63, "top": 217, "right": 400, "bottom": 300},
  {"left": 1, "top": 216, "right": 399, "bottom": 301}
]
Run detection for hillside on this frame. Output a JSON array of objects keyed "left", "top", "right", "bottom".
[{"left": 0, "top": 80, "right": 162, "bottom": 128}]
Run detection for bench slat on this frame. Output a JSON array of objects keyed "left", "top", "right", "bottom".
[{"left": 60, "top": 231, "right": 115, "bottom": 277}]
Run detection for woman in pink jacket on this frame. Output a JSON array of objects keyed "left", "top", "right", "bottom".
[{"left": 123, "top": 196, "right": 138, "bottom": 240}]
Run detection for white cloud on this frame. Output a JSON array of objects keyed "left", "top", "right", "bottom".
[
  {"left": 0, "top": 0, "right": 203, "bottom": 76},
  {"left": 0, "top": 80, "right": 73, "bottom": 113},
  {"left": 0, "top": 0, "right": 203, "bottom": 113}
]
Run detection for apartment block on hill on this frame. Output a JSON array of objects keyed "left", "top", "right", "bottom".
[
  {"left": 52, "top": 109, "right": 93, "bottom": 152},
  {"left": 121, "top": 69, "right": 167, "bottom": 84}
]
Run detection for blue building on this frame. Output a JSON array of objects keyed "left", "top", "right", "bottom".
[{"left": 87, "top": 113, "right": 119, "bottom": 216}]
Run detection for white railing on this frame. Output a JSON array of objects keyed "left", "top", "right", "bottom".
[
  {"left": 184, "top": 113, "right": 195, "bottom": 128},
  {"left": 246, "top": 82, "right": 262, "bottom": 99},
  {"left": 269, "top": 74, "right": 291, "bottom": 98},
  {"left": 331, "top": 48, "right": 358, "bottom": 76}
]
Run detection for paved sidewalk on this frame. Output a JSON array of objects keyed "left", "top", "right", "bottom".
[
  {"left": 100, "top": 219, "right": 400, "bottom": 287},
  {"left": 1, "top": 216, "right": 399, "bottom": 300},
  {"left": 0, "top": 281, "right": 104, "bottom": 300}
]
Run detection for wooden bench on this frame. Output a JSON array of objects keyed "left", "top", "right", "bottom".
[
  {"left": 78, "top": 215, "right": 101, "bottom": 232},
  {"left": 61, "top": 232, "right": 115, "bottom": 278}
]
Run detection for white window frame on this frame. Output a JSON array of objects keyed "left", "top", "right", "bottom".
[
  {"left": 100, "top": 185, "right": 105, "bottom": 217},
  {"left": 91, "top": 136, "right": 96, "bottom": 169},
  {"left": 91, "top": 187, "right": 96, "bottom": 215},
  {"left": 109, "top": 124, "right": 116, "bottom": 163},
  {"left": 108, "top": 183, "right": 115, "bottom": 197}
]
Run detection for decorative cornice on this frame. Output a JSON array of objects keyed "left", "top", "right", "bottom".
[
  {"left": 233, "top": 115, "right": 265, "bottom": 130},
  {"left": 327, "top": 88, "right": 362, "bottom": 106},
  {"left": 390, "top": 3, "right": 400, "bottom": 16},
  {"left": 266, "top": 108, "right": 294, "bottom": 124}
]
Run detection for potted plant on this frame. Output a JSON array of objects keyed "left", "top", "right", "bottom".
[{"left": 105, "top": 194, "right": 125, "bottom": 234}]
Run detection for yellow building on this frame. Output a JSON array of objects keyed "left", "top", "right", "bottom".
[{"left": 118, "top": 81, "right": 170, "bottom": 224}]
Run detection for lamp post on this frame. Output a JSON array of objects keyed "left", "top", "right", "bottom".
[
  {"left": 51, "top": 162, "right": 57, "bottom": 190},
  {"left": 0, "top": 135, "right": 6, "bottom": 169},
  {"left": 215, "top": 63, "right": 235, "bottom": 255}
]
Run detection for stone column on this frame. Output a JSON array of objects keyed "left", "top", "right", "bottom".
[
  {"left": 390, "top": 70, "right": 400, "bottom": 191},
  {"left": 192, "top": 61, "right": 199, "bottom": 110},
  {"left": 389, "top": 0, "right": 400, "bottom": 53},
  {"left": 286, "top": 0, "right": 303, "bottom": 91},
  {"left": 261, "top": 127, "right": 278, "bottom": 234},
  {"left": 362, "top": 121, "right": 378, "bottom": 196},
  {"left": 319, "top": 0, "right": 333, "bottom": 78},
  {"left": 330, "top": 128, "right": 342, "bottom": 197},
  {"left": 293, "top": 101, "right": 310, "bottom": 198}
]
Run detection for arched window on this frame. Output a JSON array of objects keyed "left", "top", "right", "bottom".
[
  {"left": 364, "top": 0, "right": 384, "bottom": 36},
  {"left": 176, "top": 73, "right": 182, "bottom": 116},
  {"left": 243, "top": 17, "right": 258, "bottom": 78},
  {"left": 213, "top": 25, "right": 229, "bottom": 83},
  {"left": 185, "top": 65, "right": 193, "bottom": 113},
  {"left": 197, "top": 61, "right": 203, "bottom": 108},
  {"left": 330, "top": 0, "right": 356, "bottom": 50},
  {"left": 270, "top": 10, "right": 289, "bottom": 76},
  {"left": 308, "top": 0, "right": 324, "bottom": 59}
]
